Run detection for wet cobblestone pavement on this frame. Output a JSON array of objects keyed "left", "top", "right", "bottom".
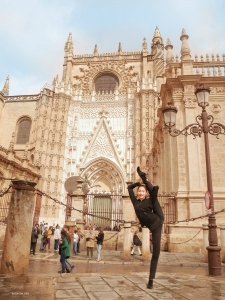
[{"left": 0, "top": 237, "right": 225, "bottom": 299}]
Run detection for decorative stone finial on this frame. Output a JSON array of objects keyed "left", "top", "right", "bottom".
[
  {"left": 165, "top": 39, "right": 174, "bottom": 64},
  {"left": 65, "top": 32, "right": 73, "bottom": 55},
  {"left": 180, "top": 28, "right": 191, "bottom": 60},
  {"left": 2, "top": 75, "right": 9, "bottom": 96},
  {"left": 153, "top": 26, "right": 161, "bottom": 39},
  {"left": 118, "top": 42, "right": 122, "bottom": 54},
  {"left": 142, "top": 37, "right": 148, "bottom": 52},
  {"left": 94, "top": 44, "right": 98, "bottom": 56},
  {"left": 68, "top": 32, "right": 72, "bottom": 42}
]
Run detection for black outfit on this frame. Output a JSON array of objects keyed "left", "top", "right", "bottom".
[
  {"left": 30, "top": 228, "right": 38, "bottom": 255},
  {"left": 128, "top": 181, "right": 164, "bottom": 280},
  {"left": 96, "top": 233, "right": 104, "bottom": 245}
]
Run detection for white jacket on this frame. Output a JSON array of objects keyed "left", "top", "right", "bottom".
[{"left": 54, "top": 228, "right": 61, "bottom": 239}]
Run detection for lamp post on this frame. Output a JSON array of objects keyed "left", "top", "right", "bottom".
[{"left": 162, "top": 85, "right": 225, "bottom": 276}]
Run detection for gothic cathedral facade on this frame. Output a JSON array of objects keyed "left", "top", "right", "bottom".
[{"left": 1, "top": 27, "right": 225, "bottom": 252}]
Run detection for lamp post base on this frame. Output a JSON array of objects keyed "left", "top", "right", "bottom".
[{"left": 206, "top": 245, "right": 221, "bottom": 276}]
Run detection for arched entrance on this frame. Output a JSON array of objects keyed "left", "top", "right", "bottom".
[{"left": 80, "top": 158, "right": 125, "bottom": 229}]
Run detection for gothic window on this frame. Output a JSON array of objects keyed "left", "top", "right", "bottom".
[
  {"left": 16, "top": 117, "right": 32, "bottom": 144},
  {"left": 94, "top": 72, "right": 119, "bottom": 93}
]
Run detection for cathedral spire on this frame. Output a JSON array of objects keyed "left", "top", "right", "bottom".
[
  {"left": 165, "top": 38, "right": 174, "bottom": 64},
  {"left": 180, "top": 28, "right": 191, "bottom": 60},
  {"left": 64, "top": 32, "right": 73, "bottom": 55},
  {"left": 142, "top": 37, "right": 148, "bottom": 53},
  {"left": 93, "top": 44, "right": 98, "bottom": 56},
  {"left": 118, "top": 42, "right": 122, "bottom": 54},
  {"left": 2, "top": 75, "right": 9, "bottom": 96},
  {"left": 153, "top": 26, "right": 161, "bottom": 39}
]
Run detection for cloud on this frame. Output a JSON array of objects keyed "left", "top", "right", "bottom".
[{"left": 0, "top": 0, "right": 225, "bottom": 95}]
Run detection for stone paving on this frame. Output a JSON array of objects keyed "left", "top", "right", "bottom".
[{"left": 0, "top": 235, "right": 225, "bottom": 299}]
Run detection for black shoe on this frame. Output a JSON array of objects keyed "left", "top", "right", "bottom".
[
  {"left": 137, "top": 167, "right": 147, "bottom": 182},
  {"left": 66, "top": 269, "right": 71, "bottom": 273},
  {"left": 131, "top": 253, "right": 134, "bottom": 255},
  {"left": 147, "top": 279, "right": 153, "bottom": 289},
  {"left": 140, "top": 254, "right": 142, "bottom": 256}
]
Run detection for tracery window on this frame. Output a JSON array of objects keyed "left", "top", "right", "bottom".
[
  {"left": 94, "top": 72, "right": 119, "bottom": 93},
  {"left": 16, "top": 118, "right": 32, "bottom": 144}
]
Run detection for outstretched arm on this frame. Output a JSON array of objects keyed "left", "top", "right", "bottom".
[{"left": 127, "top": 182, "right": 140, "bottom": 205}]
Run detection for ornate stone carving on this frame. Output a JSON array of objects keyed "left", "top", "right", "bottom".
[
  {"left": 73, "top": 61, "right": 137, "bottom": 92},
  {"left": 184, "top": 97, "right": 196, "bottom": 108},
  {"left": 211, "top": 104, "right": 221, "bottom": 114}
]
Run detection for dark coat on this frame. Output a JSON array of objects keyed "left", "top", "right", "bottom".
[
  {"left": 128, "top": 181, "right": 164, "bottom": 232},
  {"left": 31, "top": 228, "right": 38, "bottom": 243},
  {"left": 96, "top": 233, "right": 104, "bottom": 245}
]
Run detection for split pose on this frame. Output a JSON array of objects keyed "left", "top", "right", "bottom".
[{"left": 128, "top": 167, "right": 164, "bottom": 289}]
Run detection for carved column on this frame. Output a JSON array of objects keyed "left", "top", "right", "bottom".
[{"left": 1, "top": 180, "right": 36, "bottom": 275}]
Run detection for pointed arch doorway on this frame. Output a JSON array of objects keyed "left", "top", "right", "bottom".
[{"left": 80, "top": 158, "right": 125, "bottom": 230}]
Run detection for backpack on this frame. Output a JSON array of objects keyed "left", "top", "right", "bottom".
[{"left": 133, "top": 235, "right": 142, "bottom": 246}]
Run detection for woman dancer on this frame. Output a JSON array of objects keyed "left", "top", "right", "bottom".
[{"left": 128, "top": 167, "right": 164, "bottom": 289}]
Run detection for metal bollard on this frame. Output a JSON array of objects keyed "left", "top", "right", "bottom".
[
  {"left": 202, "top": 223, "right": 208, "bottom": 263},
  {"left": 220, "top": 224, "right": 225, "bottom": 263}
]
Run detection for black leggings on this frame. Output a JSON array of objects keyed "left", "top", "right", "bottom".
[{"left": 149, "top": 223, "right": 162, "bottom": 279}]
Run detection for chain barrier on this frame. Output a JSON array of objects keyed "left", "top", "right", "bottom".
[
  {"left": 1, "top": 181, "right": 225, "bottom": 227},
  {"left": 77, "top": 229, "right": 118, "bottom": 243},
  {"left": 161, "top": 229, "right": 202, "bottom": 245}
]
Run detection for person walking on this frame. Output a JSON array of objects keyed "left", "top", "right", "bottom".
[
  {"left": 128, "top": 166, "right": 164, "bottom": 290},
  {"left": 63, "top": 225, "right": 74, "bottom": 269},
  {"left": 96, "top": 228, "right": 104, "bottom": 262},
  {"left": 54, "top": 225, "right": 61, "bottom": 251},
  {"left": 77, "top": 228, "right": 84, "bottom": 253},
  {"left": 131, "top": 230, "right": 142, "bottom": 256},
  {"left": 58, "top": 229, "right": 71, "bottom": 273},
  {"left": 85, "top": 229, "right": 95, "bottom": 259},
  {"left": 30, "top": 224, "right": 39, "bottom": 255},
  {"left": 73, "top": 230, "right": 79, "bottom": 254},
  {"left": 44, "top": 226, "right": 52, "bottom": 251}
]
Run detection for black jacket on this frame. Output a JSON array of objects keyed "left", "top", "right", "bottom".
[
  {"left": 96, "top": 233, "right": 104, "bottom": 245},
  {"left": 31, "top": 228, "right": 38, "bottom": 243},
  {"left": 128, "top": 181, "right": 164, "bottom": 231}
]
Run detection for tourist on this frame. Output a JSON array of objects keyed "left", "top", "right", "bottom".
[
  {"left": 73, "top": 230, "right": 79, "bottom": 254},
  {"left": 30, "top": 224, "right": 39, "bottom": 255},
  {"left": 85, "top": 228, "right": 95, "bottom": 259},
  {"left": 63, "top": 225, "right": 74, "bottom": 269},
  {"left": 54, "top": 225, "right": 61, "bottom": 251},
  {"left": 128, "top": 167, "right": 164, "bottom": 290},
  {"left": 77, "top": 228, "right": 84, "bottom": 253},
  {"left": 58, "top": 229, "right": 71, "bottom": 273},
  {"left": 131, "top": 230, "right": 142, "bottom": 256},
  {"left": 41, "top": 227, "right": 48, "bottom": 252},
  {"left": 44, "top": 226, "right": 52, "bottom": 251},
  {"left": 96, "top": 228, "right": 104, "bottom": 262}
]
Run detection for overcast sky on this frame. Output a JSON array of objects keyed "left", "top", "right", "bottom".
[{"left": 1, "top": 0, "right": 225, "bottom": 95}]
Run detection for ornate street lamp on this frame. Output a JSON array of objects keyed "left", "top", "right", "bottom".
[{"left": 162, "top": 85, "right": 225, "bottom": 276}]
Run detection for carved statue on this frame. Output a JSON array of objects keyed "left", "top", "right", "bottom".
[{"left": 80, "top": 175, "right": 101, "bottom": 194}]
